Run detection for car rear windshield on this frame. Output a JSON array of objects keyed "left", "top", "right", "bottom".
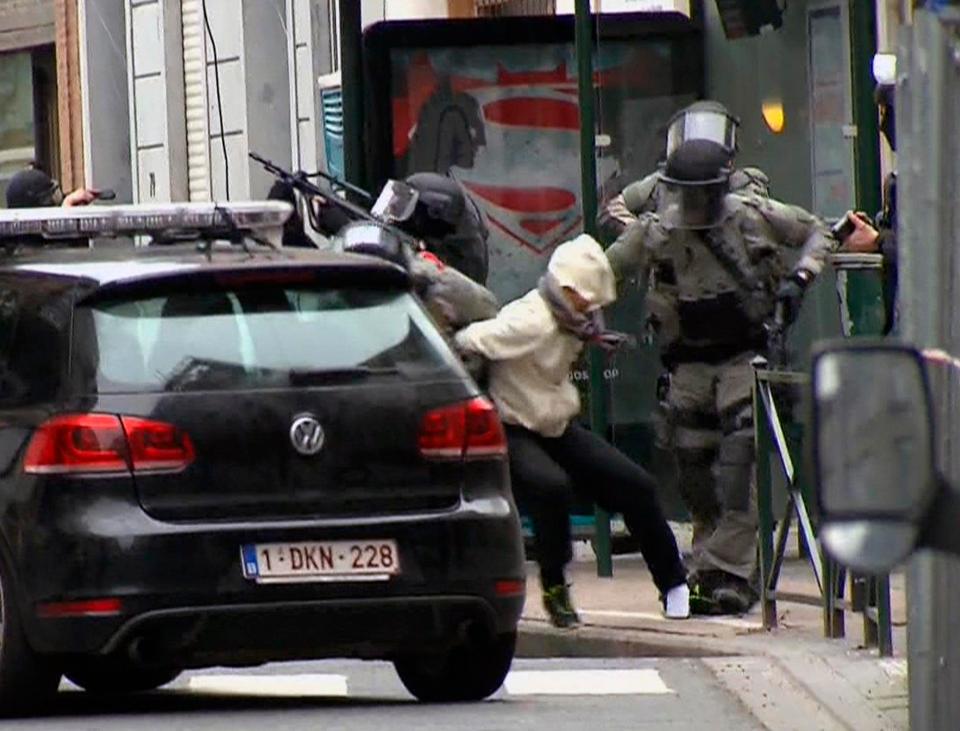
[{"left": 75, "top": 282, "right": 461, "bottom": 393}]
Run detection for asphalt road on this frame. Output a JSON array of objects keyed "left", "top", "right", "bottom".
[{"left": 4, "top": 657, "right": 764, "bottom": 731}]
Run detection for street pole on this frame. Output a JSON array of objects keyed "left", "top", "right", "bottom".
[
  {"left": 898, "top": 6, "right": 960, "bottom": 729},
  {"left": 849, "top": 1, "right": 881, "bottom": 218},
  {"left": 338, "top": 0, "right": 364, "bottom": 189},
  {"left": 574, "top": 0, "right": 612, "bottom": 578}
]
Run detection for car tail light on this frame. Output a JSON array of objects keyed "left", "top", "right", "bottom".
[
  {"left": 494, "top": 579, "right": 526, "bottom": 597},
  {"left": 37, "top": 597, "right": 123, "bottom": 618},
  {"left": 418, "top": 397, "right": 507, "bottom": 461},
  {"left": 23, "top": 414, "right": 194, "bottom": 475},
  {"left": 121, "top": 416, "right": 195, "bottom": 473},
  {"left": 23, "top": 414, "right": 130, "bottom": 474}
]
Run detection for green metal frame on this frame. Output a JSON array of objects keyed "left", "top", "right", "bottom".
[
  {"left": 575, "top": 0, "right": 613, "bottom": 578},
  {"left": 754, "top": 362, "right": 893, "bottom": 655}
]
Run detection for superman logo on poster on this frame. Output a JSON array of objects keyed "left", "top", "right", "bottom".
[{"left": 391, "top": 42, "right": 692, "bottom": 301}]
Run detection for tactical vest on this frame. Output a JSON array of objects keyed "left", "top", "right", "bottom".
[{"left": 651, "top": 195, "right": 787, "bottom": 362}]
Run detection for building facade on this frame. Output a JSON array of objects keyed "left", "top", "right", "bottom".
[
  {"left": 0, "top": 0, "right": 904, "bottom": 210},
  {"left": 0, "top": 0, "right": 483, "bottom": 209},
  {"left": 0, "top": 0, "right": 84, "bottom": 203}
]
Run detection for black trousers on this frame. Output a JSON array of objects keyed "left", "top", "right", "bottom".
[{"left": 505, "top": 422, "right": 687, "bottom": 595}]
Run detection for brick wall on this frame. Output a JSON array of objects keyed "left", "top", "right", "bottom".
[{"left": 0, "top": 0, "right": 55, "bottom": 52}]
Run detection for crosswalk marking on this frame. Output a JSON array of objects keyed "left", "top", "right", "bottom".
[
  {"left": 186, "top": 674, "right": 349, "bottom": 697},
  {"left": 504, "top": 669, "right": 672, "bottom": 696},
  {"left": 179, "top": 668, "right": 671, "bottom": 699}
]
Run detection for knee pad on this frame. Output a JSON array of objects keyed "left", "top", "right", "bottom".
[
  {"left": 720, "top": 403, "right": 754, "bottom": 434},
  {"left": 715, "top": 431, "right": 754, "bottom": 512},
  {"left": 675, "top": 448, "right": 722, "bottom": 521}
]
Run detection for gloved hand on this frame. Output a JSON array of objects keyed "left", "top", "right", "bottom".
[{"left": 775, "top": 270, "right": 813, "bottom": 326}]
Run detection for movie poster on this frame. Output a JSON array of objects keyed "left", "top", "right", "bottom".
[{"left": 390, "top": 40, "right": 693, "bottom": 304}]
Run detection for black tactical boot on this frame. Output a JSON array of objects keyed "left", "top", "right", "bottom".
[
  {"left": 712, "top": 575, "right": 759, "bottom": 615},
  {"left": 542, "top": 584, "right": 581, "bottom": 629}
]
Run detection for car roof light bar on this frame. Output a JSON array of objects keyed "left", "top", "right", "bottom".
[{"left": 0, "top": 201, "right": 293, "bottom": 240}]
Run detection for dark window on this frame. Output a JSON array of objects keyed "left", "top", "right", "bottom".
[
  {"left": 0, "top": 46, "right": 60, "bottom": 207},
  {"left": 76, "top": 284, "right": 462, "bottom": 394},
  {"left": 0, "top": 276, "right": 70, "bottom": 407}
]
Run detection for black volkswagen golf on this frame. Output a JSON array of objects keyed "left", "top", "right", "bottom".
[{"left": 0, "top": 203, "right": 524, "bottom": 714}]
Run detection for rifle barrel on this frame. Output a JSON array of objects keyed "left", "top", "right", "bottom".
[
  {"left": 248, "top": 151, "right": 419, "bottom": 248},
  {"left": 305, "top": 170, "right": 374, "bottom": 202}
]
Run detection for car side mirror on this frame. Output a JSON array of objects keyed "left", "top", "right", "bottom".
[{"left": 811, "top": 340, "right": 941, "bottom": 573}]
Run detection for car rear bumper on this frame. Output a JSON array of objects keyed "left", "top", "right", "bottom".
[
  {"left": 12, "top": 493, "right": 525, "bottom": 660},
  {"left": 36, "top": 595, "right": 522, "bottom": 668}
]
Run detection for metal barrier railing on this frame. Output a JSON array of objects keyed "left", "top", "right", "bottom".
[{"left": 753, "top": 360, "right": 894, "bottom": 656}]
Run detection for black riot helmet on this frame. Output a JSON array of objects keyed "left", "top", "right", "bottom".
[
  {"left": 332, "top": 221, "right": 406, "bottom": 267},
  {"left": 5, "top": 168, "right": 62, "bottom": 208},
  {"left": 658, "top": 101, "right": 740, "bottom": 229},
  {"left": 393, "top": 172, "right": 488, "bottom": 285},
  {"left": 665, "top": 100, "right": 739, "bottom": 170},
  {"left": 403, "top": 173, "right": 466, "bottom": 239}
]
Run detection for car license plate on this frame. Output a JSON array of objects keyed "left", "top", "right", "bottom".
[{"left": 241, "top": 540, "right": 400, "bottom": 583}]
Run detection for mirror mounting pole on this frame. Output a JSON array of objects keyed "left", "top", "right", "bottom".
[{"left": 919, "top": 476, "right": 960, "bottom": 558}]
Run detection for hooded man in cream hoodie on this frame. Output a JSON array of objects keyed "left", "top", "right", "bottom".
[{"left": 455, "top": 235, "right": 689, "bottom": 627}]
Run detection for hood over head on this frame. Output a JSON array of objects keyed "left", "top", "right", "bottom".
[{"left": 546, "top": 234, "right": 616, "bottom": 310}]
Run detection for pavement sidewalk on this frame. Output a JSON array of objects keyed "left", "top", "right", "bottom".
[{"left": 515, "top": 523, "right": 910, "bottom": 731}]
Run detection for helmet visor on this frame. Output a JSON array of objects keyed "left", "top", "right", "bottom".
[
  {"left": 658, "top": 179, "right": 728, "bottom": 230},
  {"left": 371, "top": 180, "right": 420, "bottom": 223},
  {"left": 666, "top": 110, "right": 738, "bottom": 159}
]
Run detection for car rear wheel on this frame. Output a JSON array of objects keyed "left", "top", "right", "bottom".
[
  {"left": 0, "top": 558, "right": 61, "bottom": 715},
  {"left": 394, "top": 632, "right": 515, "bottom": 702},
  {"left": 65, "top": 661, "right": 181, "bottom": 695}
]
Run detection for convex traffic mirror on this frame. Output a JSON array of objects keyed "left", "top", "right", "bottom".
[{"left": 811, "top": 341, "right": 937, "bottom": 573}]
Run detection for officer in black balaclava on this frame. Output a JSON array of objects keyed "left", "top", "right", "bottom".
[
  {"left": 5, "top": 167, "right": 97, "bottom": 209},
  {"left": 837, "top": 53, "right": 898, "bottom": 334},
  {"left": 400, "top": 173, "right": 489, "bottom": 286},
  {"left": 3, "top": 168, "right": 97, "bottom": 251}
]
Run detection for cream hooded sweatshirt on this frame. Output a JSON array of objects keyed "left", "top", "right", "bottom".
[{"left": 454, "top": 234, "right": 617, "bottom": 437}]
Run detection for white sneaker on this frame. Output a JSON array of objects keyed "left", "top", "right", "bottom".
[{"left": 664, "top": 583, "right": 691, "bottom": 620}]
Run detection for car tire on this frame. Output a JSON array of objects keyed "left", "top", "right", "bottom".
[
  {"left": 0, "top": 557, "right": 61, "bottom": 716},
  {"left": 394, "top": 631, "right": 515, "bottom": 702},
  {"left": 65, "top": 662, "right": 181, "bottom": 695}
]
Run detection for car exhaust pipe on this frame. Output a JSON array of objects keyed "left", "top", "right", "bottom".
[{"left": 127, "top": 636, "right": 151, "bottom": 666}]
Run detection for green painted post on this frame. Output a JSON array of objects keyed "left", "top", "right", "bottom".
[
  {"left": 753, "top": 369, "right": 777, "bottom": 629},
  {"left": 844, "top": 1, "right": 886, "bottom": 333},
  {"left": 849, "top": 0, "right": 881, "bottom": 218},
  {"left": 574, "top": 0, "right": 612, "bottom": 578},
  {"left": 339, "top": 0, "right": 364, "bottom": 189}
]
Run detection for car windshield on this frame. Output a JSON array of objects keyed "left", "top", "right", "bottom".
[{"left": 77, "top": 284, "right": 458, "bottom": 393}]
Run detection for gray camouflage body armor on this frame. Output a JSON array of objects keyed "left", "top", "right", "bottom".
[
  {"left": 599, "top": 168, "right": 772, "bottom": 365},
  {"left": 606, "top": 190, "right": 831, "bottom": 365},
  {"left": 604, "top": 190, "right": 831, "bottom": 584}
]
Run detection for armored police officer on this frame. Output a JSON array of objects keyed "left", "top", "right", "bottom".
[
  {"left": 837, "top": 54, "right": 898, "bottom": 334},
  {"left": 606, "top": 101, "right": 833, "bottom": 614},
  {"left": 399, "top": 173, "right": 490, "bottom": 286}
]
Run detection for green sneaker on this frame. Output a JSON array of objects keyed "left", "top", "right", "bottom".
[
  {"left": 688, "top": 581, "right": 724, "bottom": 616},
  {"left": 688, "top": 571, "right": 725, "bottom": 616},
  {"left": 542, "top": 584, "right": 581, "bottom": 629}
]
